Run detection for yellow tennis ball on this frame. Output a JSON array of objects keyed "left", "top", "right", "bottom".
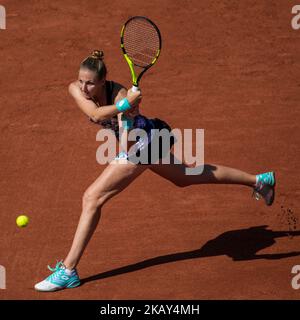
[{"left": 16, "top": 215, "right": 29, "bottom": 228}]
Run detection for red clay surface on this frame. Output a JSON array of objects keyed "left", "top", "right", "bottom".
[{"left": 0, "top": 0, "right": 300, "bottom": 299}]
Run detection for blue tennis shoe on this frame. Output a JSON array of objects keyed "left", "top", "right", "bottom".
[
  {"left": 253, "top": 172, "right": 276, "bottom": 206},
  {"left": 34, "top": 261, "right": 80, "bottom": 292}
]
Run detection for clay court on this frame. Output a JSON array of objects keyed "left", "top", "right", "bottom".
[{"left": 0, "top": 0, "right": 300, "bottom": 300}]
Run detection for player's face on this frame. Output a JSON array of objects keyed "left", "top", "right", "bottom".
[{"left": 78, "top": 68, "right": 105, "bottom": 98}]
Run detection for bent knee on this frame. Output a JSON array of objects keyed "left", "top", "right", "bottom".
[{"left": 82, "top": 190, "right": 107, "bottom": 209}]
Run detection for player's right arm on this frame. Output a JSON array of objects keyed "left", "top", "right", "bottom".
[
  {"left": 68, "top": 82, "right": 119, "bottom": 122},
  {"left": 68, "top": 82, "right": 141, "bottom": 122}
]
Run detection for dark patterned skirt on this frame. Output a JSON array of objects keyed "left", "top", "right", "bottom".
[{"left": 115, "top": 115, "right": 175, "bottom": 164}]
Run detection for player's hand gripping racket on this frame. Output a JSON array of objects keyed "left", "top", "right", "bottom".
[{"left": 120, "top": 16, "right": 162, "bottom": 92}]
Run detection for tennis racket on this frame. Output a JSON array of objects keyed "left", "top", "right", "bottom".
[{"left": 120, "top": 16, "right": 162, "bottom": 92}]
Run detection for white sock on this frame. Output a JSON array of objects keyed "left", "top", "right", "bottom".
[{"left": 64, "top": 268, "right": 74, "bottom": 275}]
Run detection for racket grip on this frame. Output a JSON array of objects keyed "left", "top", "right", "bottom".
[{"left": 131, "top": 85, "right": 140, "bottom": 92}]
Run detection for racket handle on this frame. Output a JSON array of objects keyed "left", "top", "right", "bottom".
[{"left": 131, "top": 85, "right": 140, "bottom": 92}]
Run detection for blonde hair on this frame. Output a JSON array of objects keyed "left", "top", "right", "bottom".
[{"left": 80, "top": 50, "right": 107, "bottom": 80}]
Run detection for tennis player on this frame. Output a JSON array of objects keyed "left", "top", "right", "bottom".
[{"left": 34, "top": 50, "right": 276, "bottom": 291}]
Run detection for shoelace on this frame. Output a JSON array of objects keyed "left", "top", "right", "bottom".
[{"left": 47, "top": 260, "right": 65, "bottom": 272}]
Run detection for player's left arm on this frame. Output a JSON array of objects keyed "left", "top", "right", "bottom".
[
  {"left": 114, "top": 83, "right": 141, "bottom": 153},
  {"left": 113, "top": 83, "right": 141, "bottom": 129}
]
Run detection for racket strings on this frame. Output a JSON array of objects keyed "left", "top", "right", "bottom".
[{"left": 123, "top": 18, "right": 160, "bottom": 67}]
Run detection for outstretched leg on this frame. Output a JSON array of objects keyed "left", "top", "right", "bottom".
[
  {"left": 149, "top": 153, "right": 275, "bottom": 205},
  {"left": 64, "top": 160, "right": 148, "bottom": 270},
  {"left": 35, "top": 159, "right": 148, "bottom": 291},
  {"left": 149, "top": 153, "right": 256, "bottom": 188}
]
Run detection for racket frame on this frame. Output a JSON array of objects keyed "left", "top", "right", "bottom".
[{"left": 120, "top": 16, "right": 162, "bottom": 91}]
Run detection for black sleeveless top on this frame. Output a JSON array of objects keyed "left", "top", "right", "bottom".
[
  {"left": 90, "top": 81, "right": 172, "bottom": 143},
  {"left": 90, "top": 80, "right": 119, "bottom": 137}
]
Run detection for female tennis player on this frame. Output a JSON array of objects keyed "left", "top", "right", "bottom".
[{"left": 34, "top": 50, "right": 276, "bottom": 291}]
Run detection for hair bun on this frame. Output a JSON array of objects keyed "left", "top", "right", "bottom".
[{"left": 90, "top": 50, "right": 104, "bottom": 60}]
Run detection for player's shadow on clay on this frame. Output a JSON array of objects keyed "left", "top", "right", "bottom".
[{"left": 81, "top": 225, "right": 300, "bottom": 285}]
